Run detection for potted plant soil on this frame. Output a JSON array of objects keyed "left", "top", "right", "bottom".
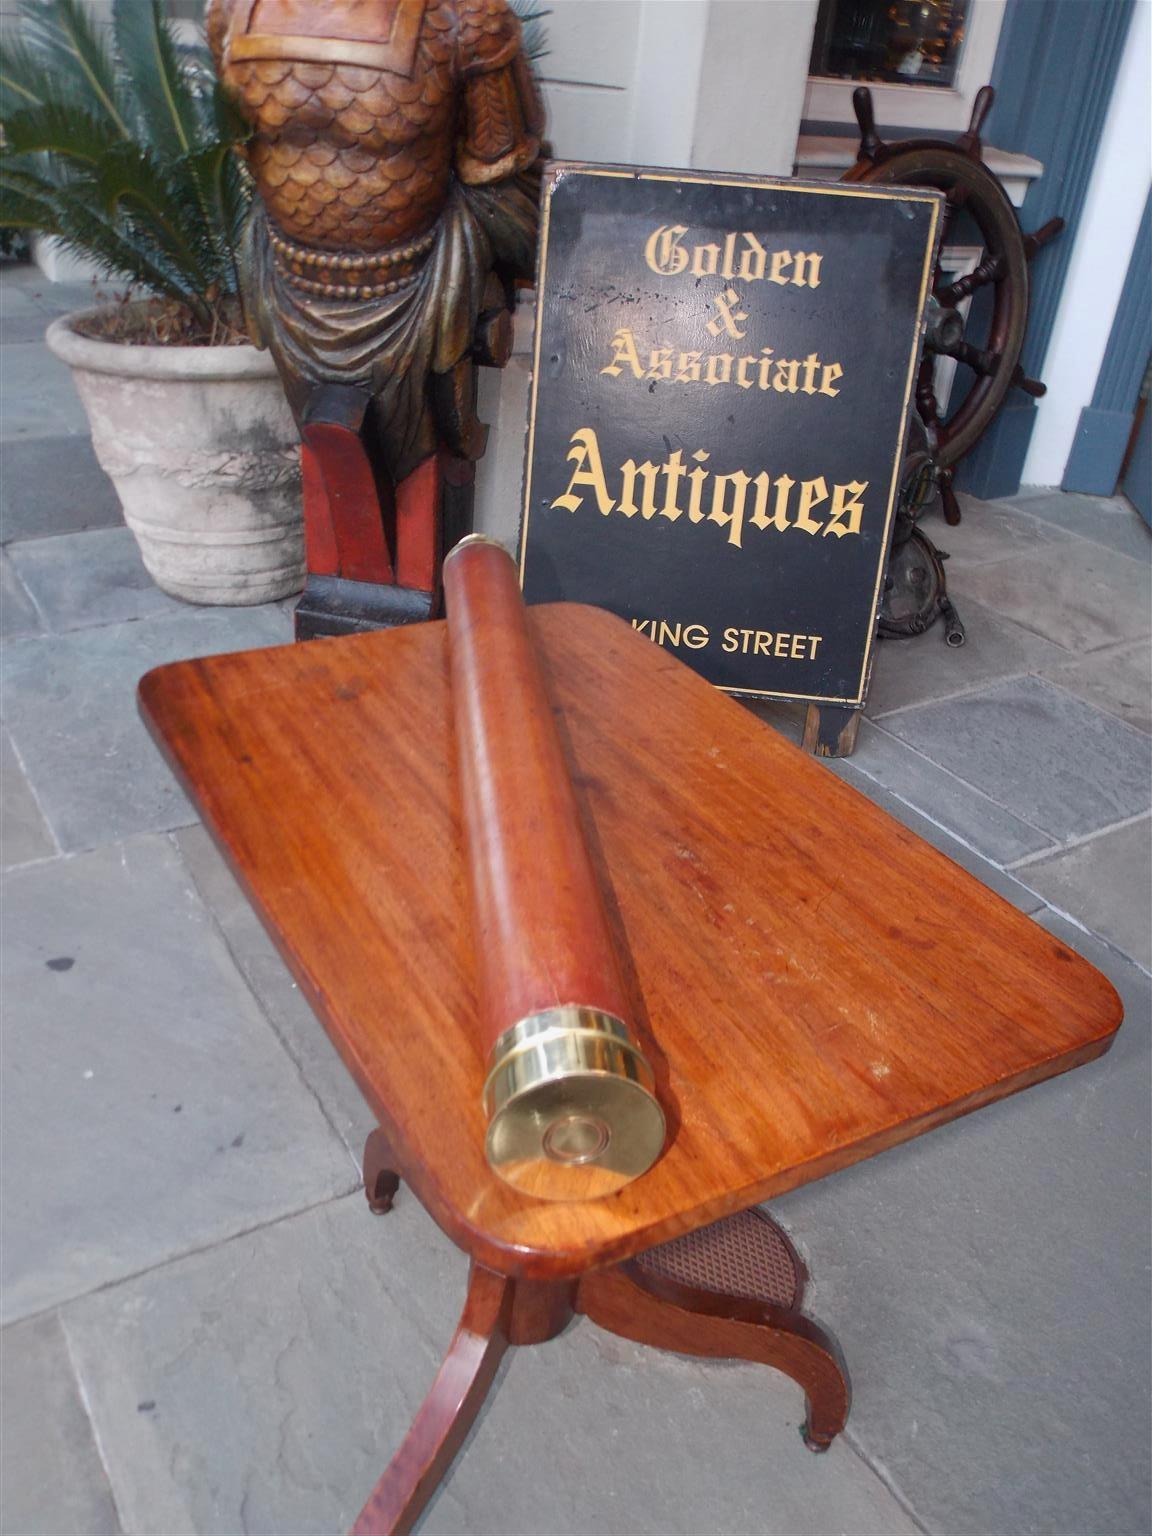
[{"left": 0, "top": 0, "right": 303, "bottom": 605}]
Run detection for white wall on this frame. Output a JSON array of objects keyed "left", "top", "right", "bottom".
[
  {"left": 537, "top": 0, "right": 818, "bottom": 171},
  {"left": 1021, "top": 0, "right": 1152, "bottom": 488},
  {"left": 692, "top": 0, "right": 819, "bottom": 176}
]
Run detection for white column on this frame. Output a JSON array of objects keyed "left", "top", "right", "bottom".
[{"left": 692, "top": 0, "right": 820, "bottom": 177}]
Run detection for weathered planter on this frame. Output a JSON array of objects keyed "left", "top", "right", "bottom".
[{"left": 46, "top": 306, "right": 303, "bottom": 605}]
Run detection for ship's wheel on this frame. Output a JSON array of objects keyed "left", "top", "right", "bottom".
[{"left": 843, "top": 85, "right": 1064, "bottom": 524}]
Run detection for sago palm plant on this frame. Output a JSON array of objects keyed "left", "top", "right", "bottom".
[{"left": 0, "top": 0, "right": 250, "bottom": 342}]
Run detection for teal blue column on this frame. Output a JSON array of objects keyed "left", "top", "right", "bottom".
[{"left": 956, "top": 0, "right": 1135, "bottom": 499}]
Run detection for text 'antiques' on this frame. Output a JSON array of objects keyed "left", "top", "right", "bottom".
[{"left": 519, "top": 167, "right": 943, "bottom": 704}]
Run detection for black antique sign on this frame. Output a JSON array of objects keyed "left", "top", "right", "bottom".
[{"left": 518, "top": 164, "right": 943, "bottom": 705}]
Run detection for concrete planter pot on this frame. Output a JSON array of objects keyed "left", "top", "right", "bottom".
[{"left": 46, "top": 306, "right": 303, "bottom": 605}]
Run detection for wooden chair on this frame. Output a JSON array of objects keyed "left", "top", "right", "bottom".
[{"left": 140, "top": 604, "right": 1122, "bottom": 1535}]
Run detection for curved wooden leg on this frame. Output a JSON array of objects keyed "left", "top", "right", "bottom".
[
  {"left": 363, "top": 1127, "right": 401, "bottom": 1215},
  {"left": 577, "top": 1261, "right": 850, "bottom": 1452},
  {"left": 352, "top": 1264, "right": 513, "bottom": 1536}
]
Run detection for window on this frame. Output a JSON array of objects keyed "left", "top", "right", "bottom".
[
  {"left": 810, "top": 0, "right": 971, "bottom": 89},
  {"left": 804, "top": 0, "right": 1006, "bottom": 133}
]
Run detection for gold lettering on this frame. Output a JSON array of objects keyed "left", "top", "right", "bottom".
[
  {"left": 824, "top": 480, "right": 867, "bottom": 537},
  {"left": 720, "top": 232, "right": 738, "bottom": 279},
  {"left": 550, "top": 442, "right": 866, "bottom": 551},
  {"left": 706, "top": 286, "right": 749, "bottom": 340},
  {"left": 660, "top": 449, "right": 687, "bottom": 520},
  {"left": 601, "top": 332, "right": 845, "bottom": 395},
  {"left": 645, "top": 225, "right": 689, "bottom": 276},
  {"left": 551, "top": 427, "right": 615, "bottom": 516},
  {"left": 773, "top": 359, "right": 800, "bottom": 395},
  {"left": 619, "top": 458, "right": 662, "bottom": 519},
  {"left": 634, "top": 618, "right": 712, "bottom": 650},
  {"left": 771, "top": 474, "right": 795, "bottom": 530},
  {"left": 601, "top": 328, "right": 645, "bottom": 379},
  {"left": 687, "top": 449, "right": 710, "bottom": 522},
  {"left": 708, "top": 469, "right": 751, "bottom": 548},
  {"left": 795, "top": 476, "right": 827, "bottom": 534},
  {"left": 749, "top": 473, "right": 795, "bottom": 531},
  {"left": 690, "top": 242, "right": 720, "bottom": 277},
  {"left": 738, "top": 232, "right": 767, "bottom": 282},
  {"left": 722, "top": 628, "right": 739, "bottom": 653},
  {"left": 768, "top": 249, "right": 792, "bottom": 285},
  {"left": 675, "top": 350, "right": 702, "bottom": 383},
  {"left": 642, "top": 227, "right": 821, "bottom": 289},
  {"left": 792, "top": 251, "right": 823, "bottom": 288}
]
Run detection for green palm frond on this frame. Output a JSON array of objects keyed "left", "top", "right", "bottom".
[
  {"left": 0, "top": 181, "right": 56, "bottom": 230},
  {"left": 0, "top": 35, "right": 51, "bottom": 111},
  {"left": 2, "top": 163, "right": 192, "bottom": 304},
  {"left": 510, "top": 1, "right": 551, "bottom": 61},
  {"left": 113, "top": 0, "right": 203, "bottom": 158},
  {"left": 17, "top": 0, "right": 130, "bottom": 136},
  {"left": 0, "top": 0, "right": 250, "bottom": 327},
  {"left": 3, "top": 102, "right": 126, "bottom": 165}
]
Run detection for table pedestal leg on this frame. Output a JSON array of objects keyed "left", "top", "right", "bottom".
[
  {"left": 354, "top": 1141, "right": 849, "bottom": 1528},
  {"left": 351, "top": 1263, "right": 576, "bottom": 1536},
  {"left": 351, "top": 1265, "right": 514, "bottom": 1536},
  {"left": 363, "top": 1129, "right": 401, "bottom": 1215},
  {"left": 577, "top": 1258, "right": 850, "bottom": 1451}
]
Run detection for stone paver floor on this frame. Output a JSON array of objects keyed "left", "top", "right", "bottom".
[{"left": 2, "top": 260, "right": 1150, "bottom": 1536}]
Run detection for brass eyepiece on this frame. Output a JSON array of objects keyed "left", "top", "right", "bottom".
[{"left": 483, "top": 1008, "right": 665, "bottom": 1201}]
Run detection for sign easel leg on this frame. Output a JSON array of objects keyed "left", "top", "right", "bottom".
[{"left": 802, "top": 704, "right": 862, "bottom": 758}]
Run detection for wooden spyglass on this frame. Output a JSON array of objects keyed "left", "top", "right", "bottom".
[{"left": 443, "top": 536, "right": 665, "bottom": 1200}]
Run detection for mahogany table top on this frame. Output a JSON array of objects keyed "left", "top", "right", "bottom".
[{"left": 140, "top": 604, "right": 1123, "bottom": 1280}]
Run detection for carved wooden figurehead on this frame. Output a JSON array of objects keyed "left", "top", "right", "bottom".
[{"left": 207, "top": 0, "right": 544, "bottom": 636}]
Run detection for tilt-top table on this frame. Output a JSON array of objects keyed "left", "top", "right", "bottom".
[{"left": 139, "top": 603, "right": 1122, "bottom": 1534}]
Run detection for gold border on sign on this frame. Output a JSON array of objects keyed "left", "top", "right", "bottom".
[{"left": 517, "top": 162, "right": 944, "bottom": 708}]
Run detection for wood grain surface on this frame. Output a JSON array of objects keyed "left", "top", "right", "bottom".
[
  {"left": 139, "top": 604, "right": 1123, "bottom": 1279},
  {"left": 444, "top": 540, "right": 634, "bottom": 1054}
]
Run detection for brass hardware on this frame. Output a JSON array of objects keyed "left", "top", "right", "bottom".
[
  {"left": 483, "top": 1008, "right": 666, "bottom": 1201},
  {"left": 442, "top": 532, "right": 508, "bottom": 568}
]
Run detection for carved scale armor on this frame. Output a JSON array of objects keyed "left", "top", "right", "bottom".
[{"left": 208, "top": 0, "right": 543, "bottom": 479}]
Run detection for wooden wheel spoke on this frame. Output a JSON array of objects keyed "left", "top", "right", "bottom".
[
  {"left": 844, "top": 103, "right": 1050, "bottom": 468},
  {"left": 915, "top": 357, "right": 942, "bottom": 427},
  {"left": 1010, "top": 364, "right": 1047, "bottom": 398},
  {"left": 851, "top": 86, "right": 882, "bottom": 162},
  {"left": 943, "top": 339, "right": 998, "bottom": 377},
  {"left": 937, "top": 253, "right": 1004, "bottom": 306},
  {"left": 1023, "top": 216, "right": 1066, "bottom": 261}
]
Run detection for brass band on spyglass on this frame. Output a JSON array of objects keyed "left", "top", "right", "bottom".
[{"left": 482, "top": 1005, "right": 665, "bottom": 1201}]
